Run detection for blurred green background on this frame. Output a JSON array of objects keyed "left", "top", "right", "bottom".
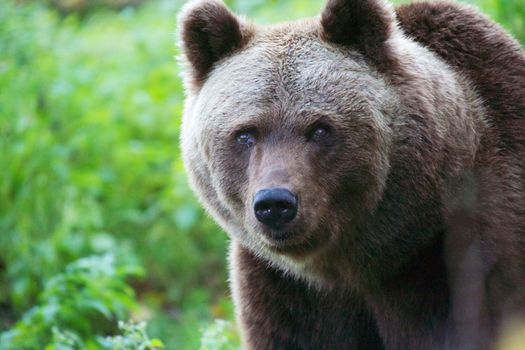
[{"left": 0, "top": 0, "right": 523, "bottom": 349}]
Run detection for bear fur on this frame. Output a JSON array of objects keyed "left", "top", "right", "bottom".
[{"left": 177, "top": 0, "right": 525, "bottom": 349}]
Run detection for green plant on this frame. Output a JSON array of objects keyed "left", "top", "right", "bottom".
[
  {"left": 104, "top": 321, "right": 164, "bottom": 350},
  {"left": 200, "top": 319, "right": 241, "bottom": 350},
  {"left": 0, "top": 255, "right": 143, "bottom": 349}
]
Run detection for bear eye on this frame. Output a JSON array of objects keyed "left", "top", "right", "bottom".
[
  {"left": 308, "top": 123, "right": 332, "bottom": 142},
  {"left": 235, "top": 130, "right": 256, "bottom": 147}
]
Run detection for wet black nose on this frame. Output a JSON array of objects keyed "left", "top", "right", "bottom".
[{"left": 253, "top": 188, "right": 298, "bottom": 229}]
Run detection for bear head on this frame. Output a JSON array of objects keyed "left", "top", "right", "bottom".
[{"left": 178, "top": 0, "right": 481, "bottom": 284}]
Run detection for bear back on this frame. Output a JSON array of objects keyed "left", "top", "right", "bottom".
[{"left": 397, "top": 1, "right": 525, "bottom": 149}]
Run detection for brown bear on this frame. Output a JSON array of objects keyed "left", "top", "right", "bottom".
[{"left": 177, "top": 0, "right": 525, "bottom": 348}]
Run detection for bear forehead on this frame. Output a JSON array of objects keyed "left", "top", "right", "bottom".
[
  {"left": 195, "top": 22, "right": 389, "bottom": 126},
  {"left": 221, "top": 20, "right": 372, "bottom": 81}
]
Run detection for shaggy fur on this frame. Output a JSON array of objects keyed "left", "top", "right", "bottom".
[{"left": 178, "top": 0, "right": 525, "bottom": 349}]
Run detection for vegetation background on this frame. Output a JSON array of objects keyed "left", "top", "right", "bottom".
[{"left": 0, "top": 0, "right": 523, "bottom": 349}]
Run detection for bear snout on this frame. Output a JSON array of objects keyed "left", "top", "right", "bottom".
[{"left": 253, "top": 188, "right": 298, "bottom": 232}]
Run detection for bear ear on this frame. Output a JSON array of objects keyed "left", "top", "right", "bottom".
[
  {"left": 178, "top": 0, "right": 253, "bottom": 88},
  {"left": 320, "top": 0, "right": 396, "bottom": 70}
]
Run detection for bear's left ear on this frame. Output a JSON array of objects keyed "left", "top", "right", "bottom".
[
  {"left": 320, "top": 0, "right": 397, "bottom": 70},
  {"left": 178, "top": 0, "right": 253, "bottom": 89}
]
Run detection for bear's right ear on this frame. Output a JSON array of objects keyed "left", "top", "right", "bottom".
[{"left": 178, "top": 0, "right": 253, "bottom": 89}]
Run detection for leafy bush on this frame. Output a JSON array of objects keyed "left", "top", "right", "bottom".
[
  {"left": 0, "top": 255, "right": 142, "bottom": 349},
  {"left": 21, "top": 0, "right": 147, "bottom": 16},
  {"left": 200, "top": 319, "right": 240, "bottom": 350},
  {"left": 0, "top": 0, "right": 233, "bottom": 346},
  {"left": 104, "top": 321, "right": 164, "bottom": 350}
]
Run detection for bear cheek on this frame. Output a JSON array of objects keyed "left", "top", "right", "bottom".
[
  {"left": 306, "top": 143, "right": 383, "bottom": 223},
  {"left": 206, "top": 143, "right": 251, "bottom": 220}
]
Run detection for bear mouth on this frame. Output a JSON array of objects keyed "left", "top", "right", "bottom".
[
  {"left": 258, "top": 225, "right": 301, "bottom": 246},
  {"left": 259, "top": 228, "right": 321, "bottom": 258},
  {"left": 268, "top": 230, "right": 296, "bottom": 242}
]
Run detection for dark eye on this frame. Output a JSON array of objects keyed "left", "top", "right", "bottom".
[
  {"left": 236, "top": 130, "right": 256, "bottom": 147},
  {"left": 308, "top": 123, "right": 332, "bottom": 142}
]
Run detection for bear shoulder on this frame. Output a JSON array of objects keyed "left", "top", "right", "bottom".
[{"left": 396, "top": 1, "right": 525, "bottom": 145}]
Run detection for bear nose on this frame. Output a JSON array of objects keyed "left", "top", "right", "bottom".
[{"left": 253, "top": 188, "right": 298, "bottom": 229}]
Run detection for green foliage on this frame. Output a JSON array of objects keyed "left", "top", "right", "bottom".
[
  {"left": 200, "top": 320, "right": 241, "bottom": 350},
  {"left": 0, "top": 0, "right": 228, "bottom": 347},
  {"left": 104, "top": 321, "right": 164, "bottom": 350},
  {"left": 1, "top": 0, "right": 523, "bottom": 349},
  {"left": 226, "top": 0, "right": 324, "bottom": 22},
  {"left": 0, "top": 255, "right": 142, "bottom": 349},
  {"left": 44, "top": 0, "right": 146, "bottom": 15}
]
